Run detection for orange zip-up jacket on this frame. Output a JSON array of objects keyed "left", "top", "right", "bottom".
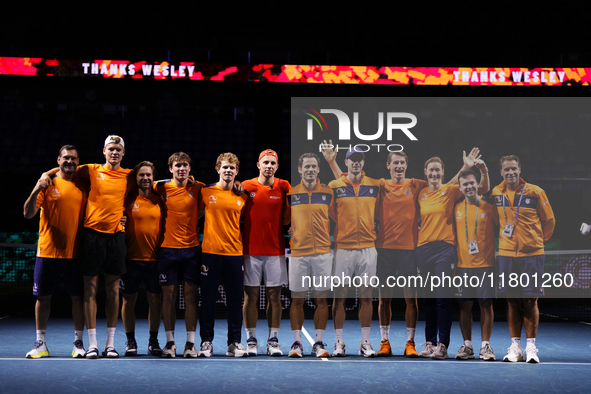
[
  {"left": 328, "top": 172, "right": 380, "bottom": 250},
  {"left": 288, "top": 180, "right": 334, "bottom": 257},
  {"left": 491, "top": 178, "right": 555, "bottom": 257}
]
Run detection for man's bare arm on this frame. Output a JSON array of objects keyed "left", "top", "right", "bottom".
[
  {"left": 447, "top": 147, "right": 481, "bottom": 185},
  {"left": 320, "top": 139, "right": 343, "bottom": 179},
  {"left": 23, "top": 176, "right": 52, "bottom": 219},
  {"left": 474, "top": 159, "right": 490, "bottom": 194}
]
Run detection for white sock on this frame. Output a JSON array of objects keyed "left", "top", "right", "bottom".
[
  {"left": 380, "top": 325, "right": 390, "bottom": 340},
  {"left": 245, "top": 328, "right": 256, "bottom": 339},
  {"left": 75, "top": 330, "right": 83, "bottom": 342},
  {"left": 106, "top": 327, "right": 116, "bottom": 348},
  {"left": 36, "top": 329, "right": 46, "bottom": 341},
  {"left": 464, "top": 339, "right": 473, "bottom": 348},
  {"left": 315, "top": 329, "right": 325, "bottom": 343},
  {"left": 335, "top": 329, "right": 343, "bottom": 342},
  {"left": 511, "top": 337, "right": 521, "bottom": 347},
  {"left": 269, "top": 327, "right": 279, "bottom": 340},
  {"left": 361, "top": 327, "right": 371, "bottom": 343},
  {"left": 526, "top": 338, "right": 536, "bottom": 346},
  {"left": 407, "top": 327, "right": 416, "bottom": 341},
  {"left": 165, "top": 330, "right": 174, "bottom": 343},
  {"left": 87, "top": 328, "right": 97, "bottom": 349},
  {"left": 481, "top": 340, "right": 490, "bottom": 349},
  {"left": 187, "top": 331, "right": 195, "bottom": 344},
  {"left": 292, "top": 330, "right": 301, "bottom": 342}
]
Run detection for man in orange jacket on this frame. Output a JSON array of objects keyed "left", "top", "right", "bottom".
[{"left": 491, "top": 155, "right": 555, "bottom": 363}]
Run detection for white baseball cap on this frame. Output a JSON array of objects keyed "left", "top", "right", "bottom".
[{"left": 104, "top": 135, "right": 125, "bottom": 148}]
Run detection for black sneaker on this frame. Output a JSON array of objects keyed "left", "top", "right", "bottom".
[
  {"left": 148, "top": 338, "right": 163, "bottom": 357},
  {"left": 125, "top": 339, "right": 138, "bottom": 357}
]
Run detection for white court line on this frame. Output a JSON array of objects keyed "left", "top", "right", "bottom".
[
  {"left": 301, "top": 326, "right": 328, "bottom": 361},
  {"left": 2, "top": 357, "right": 591, "bottom": 366}
]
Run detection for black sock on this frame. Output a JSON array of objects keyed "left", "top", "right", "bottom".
[
  {"left": 149, "top": 331, "right": 158, "bottom": 341},
  {"left": 126, "top": 331, "right": 135, "bottom": 341}
]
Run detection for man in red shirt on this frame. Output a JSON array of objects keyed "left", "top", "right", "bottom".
[{"left": 242, "top": 149, "right": 291, "bottom": 356}]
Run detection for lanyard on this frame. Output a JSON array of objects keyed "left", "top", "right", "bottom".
[
  {"left": 464, "top": 196, "right": 480, "bottom": 240},
  {"left": 502, "top": 186, "right": 525, "bottom": 221}
]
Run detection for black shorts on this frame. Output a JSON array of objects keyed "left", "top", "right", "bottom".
[
  {"left": 80, "top": 228, "right": 126, "bottom": 277},
  {"left": 157, "top": 246, "right": 201, "bottom": 286},
  {"left": 120, "top": 260, "right": 161, "bottom": 294}
]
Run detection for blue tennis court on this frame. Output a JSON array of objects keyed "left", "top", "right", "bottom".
[{"left": 2, "top": 316, "right": 590, "bottom": 393}]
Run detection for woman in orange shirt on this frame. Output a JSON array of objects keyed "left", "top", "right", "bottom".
[{"left": 416, "top": 156, "right": 488, "bottom": 360}]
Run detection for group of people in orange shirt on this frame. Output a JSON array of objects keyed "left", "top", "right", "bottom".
[
  {"left": 300, "top": 141, "right": 554, "bottom": 362},
  {"left": 24, "top": 136, "right": 292, "bottom": 359},
  {"left": 23, "top": 134, "right": 555, "bottom": 363}
]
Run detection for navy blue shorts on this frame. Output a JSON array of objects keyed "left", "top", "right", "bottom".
[
  {"left": 416, "top": 241, "right": 457, "bottom": 298},
  {"left": 498, "top": 255, "right": 544, "bottom": 297},
  {"left": 33, "top": 257, "right": 83, "bottom": 297},
  {"left": 120, "top": 260, "right": 162, "bottom": 294},
  {"left": 377, "top": 248, "right": 417, "bottom": 278},
  {"left": 80, "top": 228, "right": 126, "bottom": 277},
  {"left": 454, "top": 266, "right": 495, "bottom": 300},
  {"left": 158, "top": 246, "right": 201, "bottom": 286}
]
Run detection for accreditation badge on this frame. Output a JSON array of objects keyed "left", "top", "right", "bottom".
[
  {"left": 502, "top": 222, "right": 515, "bottom": 238},
  {"left": 468, "top": 240, "right": 480, "bottom": 255}
]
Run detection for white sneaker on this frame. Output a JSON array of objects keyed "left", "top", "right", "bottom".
[
  {"left": 288, "top": 341, "right": 303, "bottom": 358},
  {"left": 332, "top": 340, "right": 346, "bottom": 357},
  {"left": 455, "top": 344, "right": 474, "bottom": 360},
  {"left": 72, "top": 340, "right": 85, "bottom": 358},
  {"left": 431, "top": 343, "right": 448, "bottom": 360},
  {"left": 418, "top": 342, "right": 436, "bottom": 358},
  {"left": 525, "top": 343, "right": 540, "bottom": 363},
  {"left": 246, "top": 337, "right": 258, "bottom": 357},
  {"left": 479, "top": 344, "right": 496, "bottom": 361},
  {"left": 198, "top": 341, "right": 213, "bottom": 358},
  {"left": 226, "top": 342, "right": 247, "bottom": 357},
  {"left": 266, "top": 337, "right": 283, "bottom": 356},
  {"left": 161, "top": 341, "right": 176, "bottom": 358},
  {"left": 503, "top": 343, "right": 524, "bottom": 362},
  {"left": 184, "top": 342, "right": 197, "bottom": 358},
  {"left": 312, "top": 341, "right": 330, "bottom": 358},
  {"left": 359, "top": 341, "right": 376, "bottom": 357},
  {"left": 26, "top": 340, "right": 49, "bottom": 359}
]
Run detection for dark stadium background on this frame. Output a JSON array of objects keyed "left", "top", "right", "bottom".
[{"left": 2, "top": 6, "right": 591, "bottom": 321}]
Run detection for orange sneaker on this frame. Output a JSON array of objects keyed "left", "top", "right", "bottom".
[
  {"left": 404, "top": 339, "right": 418, "bottom": 358},
  {"left": 377, "top": 339, "right": 392, "bottom": 357}
]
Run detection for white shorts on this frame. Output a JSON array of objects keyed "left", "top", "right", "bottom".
[
  {"left": 334, "top": 247, "right": 377, "bottom": 280},
  {"left": 244, "top": 255, "right": 288, "bottom": 287},
  {"left": 289, "top": 252, "right": 334, "bottom": 292}
]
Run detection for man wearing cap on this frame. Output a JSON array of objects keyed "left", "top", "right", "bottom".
[
  {"left": 24, "top": 145, "right": 88, "bottom": 358},
  {"left": 328, "top": 147, "right": 380, "bottom": 357},
  {"left": 242, "top": 149, "right": 291, "bottom": 356},
  {"left": 41, "top": 135, "right": 132, "bottom": 358}
]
